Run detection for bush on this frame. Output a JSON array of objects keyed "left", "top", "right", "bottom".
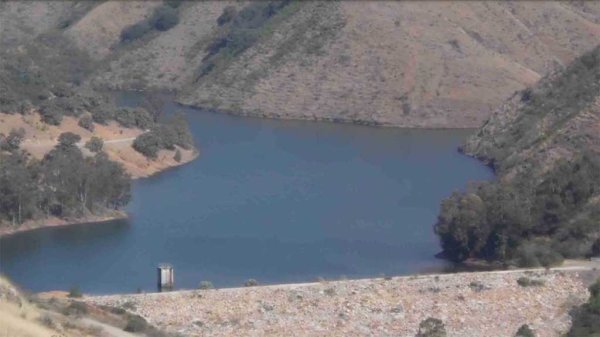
[
  {"left": 68, "top": 285, "right": 82, "bottom": 298},
  {"left": 165, "top": 0, "right": 183, "bottom": 8},
  {"left": 520, "top": 88, "right": 533, "bottom": 103},
  {"left": 416, "top": 317, "right": 447, "bottom": 337},
  {"left": 591, "top": 238, "right": 600, "bottom": 258},
  {"left": 78, "top": 114, "right": 94, "bottom": 131},
  {"left": 133, "top": 132, "right": 162, "bottom": 159},
  {"left": 121, "top": 301, "right": 137, "bottom": 310},
  {"left": 198, "top": 281, "right": 214, "bottom": 290},
  {"left": 244, "top": 279, "right": 258, "bottom": 287},
  {"left": 217, "top": 6, "right": 237, "bottom": 26},
  {"left": 517, "top": 277, "right": 545, "bottom": 287},
  {"left": 38, "top": 315, "right": 55, "bottom": 328},
  {"left": 565, "top": 278, "right": 600, "bottom": 336},
  {"left": 115, "top": 107, "right": 154, "bottom": 129},
  {"left": 150, "top": 6, "right": 179, "bottom": 31},
  {"left": 515, "top": 241, "right": 564, "bottom": 268},
  {"left": 65, "top": 301, "right": 88, "bottom": 315},
  {"left": 91, "top": 107, "right": 114, "bottom": 124},
  {"left": 58, "top": 132, "right": 81, "bottom": 148},
  {"left": 39, "top": 103, "right": 63, "bottom": 125},
  {"left": 174, "top": 149, "right": 182, "bottom": 162},
  {"left": 132, "top": 114, "right": 193, "bottom": 158},
  {"left": 515, "top": 324, "right": 535, "bottom": 337},
  {"left": 121, "top": 21, "right": 152, "bottom": 42},
  {"left": 124, "top": 315, "right": 148, "bottom": 332},
  {"left": 85, "top": 137, "right": 104, "bottom": 153},
  {"left": 1, "top": 128, "right": 25, "bottom": 152}
]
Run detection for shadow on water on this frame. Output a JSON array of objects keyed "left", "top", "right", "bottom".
[{"left": 0, "top": 93, "right": 494, "bottom": 294}]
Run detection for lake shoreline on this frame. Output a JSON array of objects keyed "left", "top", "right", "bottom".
[
  {"left": 0, "top": 211, "right": 128, "bottom": 238},
  {"left": 0, "top": 150, "right": 198, "bottom": 238},
  {"left": 173, "top": 99, "right": 480, "bottom": 131}
]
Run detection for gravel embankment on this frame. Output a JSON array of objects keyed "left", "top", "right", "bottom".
[{"left": 87, "top": 267, "right": 600, "bottom": 337}]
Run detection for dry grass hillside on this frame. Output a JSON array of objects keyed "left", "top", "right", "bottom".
[
  {"left": 3, "top": 1, "right": 599, "bottom": 128},
  {"left": 0, "top": 275, "right": 182, "bottom": 337}
]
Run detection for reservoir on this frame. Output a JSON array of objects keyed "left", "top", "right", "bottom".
[{"left": 0, "top": 99, "right": 493, "bottom": 294}]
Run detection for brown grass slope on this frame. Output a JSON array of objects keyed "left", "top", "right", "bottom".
[
  {"left": 462, "top": 45, "right": 600, "bottom": 178},
  {"left": 96, "top": 1, "right": 600, "bottom": 128},
  {"left": 179, "top": 1, "right": 600, "bottom": 128},
  {"left": 2, "top": 1, "right": 599, "bottom": 128}
]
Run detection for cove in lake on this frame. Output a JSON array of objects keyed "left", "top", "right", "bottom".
[{"left": 0, "top": 98, "right": 493, "bottom": 294}]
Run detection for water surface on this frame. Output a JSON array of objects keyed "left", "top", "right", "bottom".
[{"left": 0, "top": 101, "right": 493, "bottom": 294}]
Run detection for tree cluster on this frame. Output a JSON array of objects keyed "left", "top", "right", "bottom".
[
  {"left": 132, "top": 113, "right": 193, "bottom": 159},
  {"left": 0, "top": 133, "right": 130, "bottom": 227},
  {"left": 435, "top": 153, "right": 600, "bottom": 267}
]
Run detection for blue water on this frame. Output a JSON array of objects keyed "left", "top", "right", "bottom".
[{"left": 0, "top": 100, "right": 493, "bottom": 294}]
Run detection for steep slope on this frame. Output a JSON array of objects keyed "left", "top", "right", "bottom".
[
  {"left": 179, "top": 1, "right": 600, "bottom": 128},
  {"left": 3, "top": 1, "right": 599, "bottom": 128},
  {"left": 90, "top": 1, "right": 600, "bottom": 128},
  {"left": 434, "top": 46, "right": 600, "bottom": 266}
]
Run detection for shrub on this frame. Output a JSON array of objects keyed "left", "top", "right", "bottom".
[
  {"left": 121, "top": 301, "right": 137, "bottom": 310},
  {"left": 132, "top": 114, "right": 193, "bottom": 158},
  {"left": 39, "top": 314, "right": 55, "bottom": 328},
  {"left": 39, "top": 103, "right": 64, "bottom": 125},
  {"left": 198, "top": 281, "right": 214, "bottom": 290},
  {"left": 85, "top": 137, "right": 104, "bottom": 153},
  {"left": 217, "top": 6, "right": 237, "bottom": 26},
  {"left": 78, "top": 114, "right": 94, "bottom": 131},
  {"left": 58, "top": 132, "right": 81, "bottom": 148},
  {"left": 65, "top": 301, "right": 88, "bottom": 315},
  {"left": 115, "top": 107, "right": 154, "bottom": 129},
  {"left": 174, "top": 149, "right": 182, "bottom": 162},
  {"left": 520, "top": 88, "right": 533, "bottom": 103},
  {"left": 133, "top": 132, "right": 162, "bottom": 159},
  {"left": 68, "top": 285, "right": 82, "bottom": 298},
  {"left": 517, "top": 277, "right": 545, "bottom": 287},
  {"left": 565, "top": 278, "right": 600, "bottom": 336},
  {"left": 416, "top": 317, "right": 447, "bottom": 337},
  {"left": 150, "top": 6, "right": 179, "bottom": 31},
  {"left": 165, "top": 0, "right": 183, "bottom": 8},
  {"left": 121, "top": 21, "right": 152, "bottom": 42},
  {"left": 515, "top": 324, "right": 535, "bottom": 337},
  {"left": 515, "top": 241, "right": 564, "bottom": 268},
  {"left": 244, "top": 279, "right": 258, "bottom": 287},
  {"left": 1, "top": 128, "right": 25, "bottom": 152},
  {"left": 591, "top": 238, "right": 600, "bottom": 258},
  {"left": 91, "top": 107, "right": 114, "bottom": 124},
  {"left": 469, "top": 281, "right": 486, "bottom": 292},
  {"left": 124, "top": 315, "right": 148, "bottom": 332}
]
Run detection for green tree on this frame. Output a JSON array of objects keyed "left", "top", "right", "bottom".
[
  {"left": 78, "top": 114, "right": 94, "bottom": 131},
  {"left": 515, "top": 324, "right": 535, "bottom": 337},
  {"left": 1, "top": 128, "right": 25, "bottom": 152},
  {"left": 85, "top": 137, "right": 104, "bottom": 153},
  {"left": 416, "top": 317, "right": 446, "bottom": 337},
  {"left": 57, "top": 132, "right": 81, "bottom": 148}
]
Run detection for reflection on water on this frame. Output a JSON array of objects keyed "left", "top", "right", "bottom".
[{"left": 0, "top": 96, "right": 493, "bottom": 294}]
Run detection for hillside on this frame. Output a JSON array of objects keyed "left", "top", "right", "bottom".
[
  {"left": 88, "top": 1, "right": 600, "bottom": 127},
  {"left": 0, "top": 275, "right": 179, "bottom": 337},
  {"left": 3, "top": 1, "right": 598, "bottom": 128},
  {"left": 434, "top": 46, "right": 600, "bottom": 266}
]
